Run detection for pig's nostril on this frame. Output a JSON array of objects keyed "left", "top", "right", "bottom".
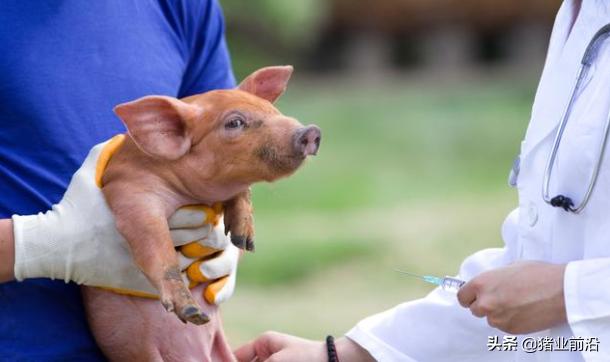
[{"left": 294, "top": 125, "right": 322, "bottom": 156}]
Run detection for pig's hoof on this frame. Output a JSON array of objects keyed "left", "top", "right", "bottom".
[
  {"left": 161, "top": 299, "right": 175, "bottom": 313},
  {"left": 231, "top": 234, "right": 247, "bottom": 249},
  {"left": 181, "top": 304, "right": 210, "bottom": 325},
  {"left": 246, "top": 237, "right": 255, "bottom": 252}
]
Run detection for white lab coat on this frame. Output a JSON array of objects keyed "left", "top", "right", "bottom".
[{"left": 346, "top": 1, "right": 610, "bottom": 361}]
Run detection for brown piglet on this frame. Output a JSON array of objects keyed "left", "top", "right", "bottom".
[{"left": 90, "top": 66, "right": 320, "bottom": 327}]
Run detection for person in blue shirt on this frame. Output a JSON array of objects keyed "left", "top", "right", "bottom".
[{"left": 0, "top": 1, "right": 239, "bottom": 360}]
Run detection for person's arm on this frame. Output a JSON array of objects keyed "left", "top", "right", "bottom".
[
  {"left": 234, "top": 332, "right": 374, "bottom": 362},
  {"left": 0, "top": 218, "right": 14, "bottom": 282},
  {"left": 562, "top": 258, "right": 610, "bottom": 360},
  {"left": 5, "top": 139, "right": 236, "bottom": 302}
]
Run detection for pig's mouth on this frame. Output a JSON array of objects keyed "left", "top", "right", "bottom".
[{"left": 255, "top": 144, "right": 306, "bottom": 177}]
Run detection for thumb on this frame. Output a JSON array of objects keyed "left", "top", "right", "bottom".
[
  {"left": 234, "top": 340, "right": 257, "bottom": 362},
  {"left": 234, "top": 332, "right": 287, "bottom": 362},
  {"left": 457, "top": 279, "right": 478, "bottom": 308}
]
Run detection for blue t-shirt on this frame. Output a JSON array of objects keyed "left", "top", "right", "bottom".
[{"left": 0, "top": 1, "right": 235, "bottom": 360}]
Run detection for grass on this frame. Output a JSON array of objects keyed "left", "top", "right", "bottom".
[
  {"left": 222, "top": 72, "right": 536, "bottom": 346},
  {"left": 237, "top": 236, "right": 377, "bottom": 286}
]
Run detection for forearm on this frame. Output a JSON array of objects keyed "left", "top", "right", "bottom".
[
  {"left": 0, "top": 218, "right": 15, "bottom": 282},
  {"left": 336, "top": 337, "right": 375, "bottom": 362}
]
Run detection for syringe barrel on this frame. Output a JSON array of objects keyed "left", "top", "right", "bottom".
[{"left": 441, "top": 276, "right": 466, "bottom": 292}]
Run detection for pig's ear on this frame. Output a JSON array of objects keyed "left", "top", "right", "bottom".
[
  {"left": 238, "top": 65, "right": 293, "bottom": 103},
  {"left": 113, "top": 95, "right": 202, "bottom": 160}
]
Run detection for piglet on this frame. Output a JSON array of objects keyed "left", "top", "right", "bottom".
[{"left": 81, "top": 66, "right": 320, "bottom": 360}]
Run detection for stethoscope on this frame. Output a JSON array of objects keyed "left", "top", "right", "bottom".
[{"left": 542, "top": 24, "right": 610, "bottom": 213}]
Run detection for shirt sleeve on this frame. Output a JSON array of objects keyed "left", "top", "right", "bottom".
[
  {"left": 346, "top": 209, "right": 520, "bottom": 361},
  {"left": 564, "top": 258, "right": 610, "bottom": 361},
  {"left": 178, "top": 0, "right": 236, "bottom": 97}
]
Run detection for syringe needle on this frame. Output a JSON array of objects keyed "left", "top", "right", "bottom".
[
  {"left": 393, "top": 269, "right": 425, "bottom": 279},
  {"left": 395, "top": 268, "right": 464, "bottom": 292},
  {"left": 394, "top": 269, "right": 443, "bottom": 286}
]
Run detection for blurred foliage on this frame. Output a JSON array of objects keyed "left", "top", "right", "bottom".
[
  {"left": 238, "top": 236, "right": 377, "bottom": 286},
  {"left": 220, "top": 0, "right": 325, "bottom": 79},
  {"left": 251, "top": 76, "right": 533, "bottom": 214}
]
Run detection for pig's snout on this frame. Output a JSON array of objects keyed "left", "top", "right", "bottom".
[{"left": 294, "top": 125, "right": 321, "bottom": 156}]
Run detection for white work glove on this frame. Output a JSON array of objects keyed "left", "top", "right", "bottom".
[{"left": 12, "top": 136, "right": 238, "bottom": 304}]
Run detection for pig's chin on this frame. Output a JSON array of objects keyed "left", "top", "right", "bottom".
[{"left": 255, "top": 144, "right": 305, "bottom": 181}]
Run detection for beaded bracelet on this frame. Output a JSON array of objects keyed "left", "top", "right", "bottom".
[{"left": 326, "top": 335, "right": 339, "bottom": 362}]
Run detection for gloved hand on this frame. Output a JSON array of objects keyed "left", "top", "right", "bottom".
[
  {"left": 12, "top": 136, "right": 238, "bottom": 304},
  {"left": 178, "top": 224, "right": 240, "bottom": 304}
]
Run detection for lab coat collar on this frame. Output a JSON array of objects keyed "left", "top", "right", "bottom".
[{"left": 521, "top": 9, "right": 610, "bottom": 159}]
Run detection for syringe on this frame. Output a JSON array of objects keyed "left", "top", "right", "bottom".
[{"left": 394, "top": 269, "right": 466, "bottom": 293}]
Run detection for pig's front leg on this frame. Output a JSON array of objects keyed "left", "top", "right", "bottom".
[
  {"left": 223, "top": 189, "right": 255, "bottom": 251},
  {"left": 104, "top": 188, "right": 207, "bottom": 325}
]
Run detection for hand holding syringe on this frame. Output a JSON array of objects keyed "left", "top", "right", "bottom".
[{"left": 394, "top": 269, "right": 466, "bottom": 292}]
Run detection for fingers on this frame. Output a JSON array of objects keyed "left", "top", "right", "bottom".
[
  {"left": 169, "top": 204, "right": 228, "bottom": 247},
  {"left": 178, "top": 252, "right": 212, "bottom": 272},
  {"left": 180, "top": 242, "right": 219, "bottom": 259},
  {"left": 457, "top": 279, "right": 478, "bottom": 308},
  {"left": 185, "top": 243, "right": 240, "bottom": 283},
  {"left": 181, "top": 251, "right": 238, "bottom": 304},
  {"left": 168, "top": 204, "right": 222, "bottom": 229},
  {"left": 468, "top": 300, "right": 488, "bottom": 318},
  {"left": 168, "top": 206, "right": 238, "bottom": 305},
  {"left": 204, "top": 271, "right": 236, "bottom": 304},
  {"left": 170, "top": 224, "right": 213, "bottom": 246},
  {"left": 172, "top": 223, "right": 229, "bottom": 251},
  {"left": 234, "top": 331, "right": 287, "bottom": 362},
  {"left": 199, "top": 222, "right": 229, "bottom": 250},
  {"left": 457, "top": 278, "right": 491, "bottom": 319},
  {"left": 234, "top": 340, "right": 258, "bottom": 362}
]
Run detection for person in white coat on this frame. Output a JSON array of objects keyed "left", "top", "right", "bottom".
[{"left": 234, "top": 1, "right": 610, "bottom": 361}]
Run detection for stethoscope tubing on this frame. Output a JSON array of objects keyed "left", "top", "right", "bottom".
[{"left": 542, "top": 24, "right": 610, "bottom": 214}]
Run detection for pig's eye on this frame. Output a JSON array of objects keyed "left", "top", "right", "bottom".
[{"left": 225, "top": 117, "right": 246, "bottom": 129}]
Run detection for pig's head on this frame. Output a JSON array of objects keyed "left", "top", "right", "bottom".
[{"left": 113, "top": 66, "right": 320, "bottom": 201}]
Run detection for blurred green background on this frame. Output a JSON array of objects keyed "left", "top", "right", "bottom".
[{"left": 220, "top": 0, "right": 561, "bottom": 346}]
